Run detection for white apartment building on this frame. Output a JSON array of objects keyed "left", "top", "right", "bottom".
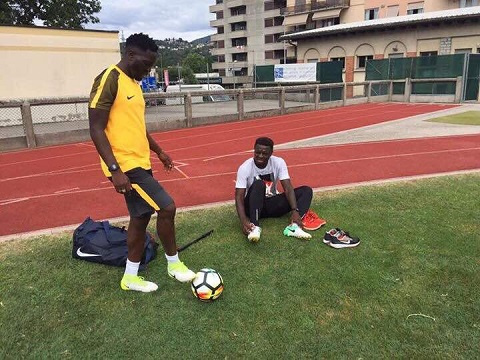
[{"left": 209, "top": 0, "right": 289, "bottom": 87}]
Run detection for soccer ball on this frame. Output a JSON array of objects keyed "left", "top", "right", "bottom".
[{"left": 191, "top": 268, "right": 224, "bottom": 302}]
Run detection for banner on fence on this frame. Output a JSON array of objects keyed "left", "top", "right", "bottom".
[{"left": 274, "top": 63, "right": 317, "bottom": 83}]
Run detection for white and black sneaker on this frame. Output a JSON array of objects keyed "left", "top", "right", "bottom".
[{"left": 328, "top": 229, "right": 360, "bottom": 249}]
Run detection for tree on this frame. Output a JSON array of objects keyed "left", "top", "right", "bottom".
[
  {"left": 0, "top": 0, "right": 101, "bottom": 29},
  {"left": 182, "top": 52, "right": 209, "bottom": 74}
]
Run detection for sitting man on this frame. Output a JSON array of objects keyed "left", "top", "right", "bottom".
[{"left": 235, "top": 137, "right": 325, "bottom": 242}]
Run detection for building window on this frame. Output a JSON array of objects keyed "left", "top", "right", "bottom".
[
  {"left": 420, "top": 51, "right": 438, "bottom": 57},
  {"left": 388, "top": 53, "right": 404, "bottom": 58},
  {"left": 217, "top": 26, "right": 224, "bottom": 34},
  {"left": 231, "top": 22, "right": 246, "bottom": 31},
  {"left": 407, "top": 2, "right": 424, "bottom": 15},
  {"left": 219, "top": 69, "right": 226, "bottom": 77},
  {"left": 265, "top": 18, "right": 274, "bottom": 27},
  {"left": 455, "top": 48, "right": 472, "bottom": 54},
  {"left": 365, "top": 8, "right": 379, "bottom": 20},
  {"left": 265, "top": 51, "right": 274, "bottom": 59},
  {"left": 331, "top": 57, "right": 345, "bottom": 69},
  {"left": 217, "top": 40, "right": 225, "bottom": 49},
  {"left": 357, "top": 55, "right": 373, "bottom": 69},
  {"left": 232, "top": 53, "right": 247, "bottom": 62},
  {"left": 232, "top": 38, "right": 247, "bottom": 47},
  {"left": 307, "top": 58, "right": 317, "bottom": 63},
  {"left": 217, "top": 55, "right": 225, "bottom": 63},
  {"left": 230, "top": 6, "right": 246, "bottom": 16},
  {"left": 265, "top": 34, "right": 274, "bottom": 44},
  {"left": 317, "top": 17, "right": 340, "bottom": 28},
  {"left": 386, "top": 5, "right": 399, "bottom": 17},
  {"left": 216, "top": 11, "right": 223, "bottom": 20},
  {"left": 460, "top": 0, "right": 479, "bottom": 7}
]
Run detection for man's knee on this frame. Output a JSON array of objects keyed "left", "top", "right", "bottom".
[
  {"left": 157, "top": 202, "right": 176, "bottom": 219},
  {"left": 296, "top": 185, "right": 313, "bottom": 198}
]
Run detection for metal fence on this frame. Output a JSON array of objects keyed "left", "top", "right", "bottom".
[{"left": 0, "top": 78, "right": 464, "bottom": 152}]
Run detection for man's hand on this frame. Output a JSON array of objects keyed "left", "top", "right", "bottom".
[
  {"left": 111, "top": 170, "right": 131, "bottom": 194},
  {"left": 158, "top": 151, "right": 174, "bottom": 172},
  {"left": 290, "top": 210, "right": 303, "bottom": 227},
  {"left": 242, "top": 220, "right": 255, "bottom": 235}
]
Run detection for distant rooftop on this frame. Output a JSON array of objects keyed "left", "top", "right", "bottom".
[{"left": 280, "top": 6, "right": 480, "bottom": 40}]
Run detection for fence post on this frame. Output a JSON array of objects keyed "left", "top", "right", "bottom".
[
  {"left": 388, "top": 81, "right": 393, "bottom": 102},
  {"left": 404, "top": 78, "right": 411, "bottom": 103},
  {"left": 343, "top": 83, "right": 347, "bottom": 106},
  {"left": 454, "top": 76, "right": 463, "bottom": 103},
  {"left": 237, "top": 89, "right": 244, "bottom": 120},
  {"left": 184, "top": 93, "right": 192, "bottom": 127},
  {"left": 21, "top": 101, "right": 36, "bottom": 148},
  {"left": 314, "top": 85, "right": 320, "bottom": 110},
  {"left": 367, "top": 82, "right": 372, "bottom": 102},
  {"left": 279, "top": 88, "right": 286, "bottom": 114}
]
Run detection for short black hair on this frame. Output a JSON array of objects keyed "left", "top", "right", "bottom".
[
  {"left": 125, "top": 33, "right": 158, "bottom": 53},
  {"left": 255, "top": 137, "right": 274, "bottom": 150}
]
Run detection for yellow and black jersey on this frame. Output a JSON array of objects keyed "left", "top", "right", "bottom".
[{"left": 89, "top": 65, "right": 150, "bottom": 177}]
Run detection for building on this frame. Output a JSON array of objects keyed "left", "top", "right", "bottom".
[
  {"left": 209, "top": 0, "right": 288, "bottom": 88},
  {"left": 280, "top": 1, "right": 480, "bottom": 95},
  {"left": 0, "top": 25, "right": 120, "bottom": 100}
]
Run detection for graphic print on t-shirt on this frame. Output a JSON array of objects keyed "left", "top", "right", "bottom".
[{"left": 255, "top": 174, "right": 276, "bottom": 197}]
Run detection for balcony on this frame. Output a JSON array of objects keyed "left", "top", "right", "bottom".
[
  {"left": 281, "top": 0, "right": 349, "bottom": 15},
  {"left": 210, "top": 33, "right": 225, "bottom": 42},
  {"left": 209, "top": 4, "right": 223, "bottom": 13},
  {"left": 210, "top": 18, "right": 225, "bottom": 27},
  {"left": 211, "top": 48, "right": 226, "bottom": 56}
]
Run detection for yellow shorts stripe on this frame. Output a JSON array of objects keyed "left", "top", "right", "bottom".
[{"left": 132, "top": 183, "right": 160, "bottom": 211}]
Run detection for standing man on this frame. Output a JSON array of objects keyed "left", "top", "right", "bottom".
[
  {"left": 235, "top": 137, "right": 326, "bottom": 242},
  {"left": 89, "top": 33, "right": 196, "bottom": 293}
]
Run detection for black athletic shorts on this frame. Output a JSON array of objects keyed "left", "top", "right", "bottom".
[{"left": 120, "top": 167, "right": 173, "bottom": 218}]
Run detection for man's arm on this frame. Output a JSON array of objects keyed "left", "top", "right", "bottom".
[
  {"left": 280, "top": 178, "right": 302, "bottom": 226},
  {"left": 88, "top": 108, "right": 131, "bottom": 193},
  {"left": 146, "top": 131, "right": 173, "bottom": 171},
  {"left": 235, "top": 188, "right": 254, "bottom": 235}
]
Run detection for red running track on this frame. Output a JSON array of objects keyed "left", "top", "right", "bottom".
[{"left": 1, "top": 102, "right": 478, "bottom": 237}]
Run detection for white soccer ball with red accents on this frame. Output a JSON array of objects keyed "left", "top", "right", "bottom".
[{"left": 191, "top": 268, "right": 224, "bottom": 302}]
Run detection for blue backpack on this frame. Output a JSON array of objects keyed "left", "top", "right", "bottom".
[{"left": 72, "top": 217, "right": 158, "bottom": 268}]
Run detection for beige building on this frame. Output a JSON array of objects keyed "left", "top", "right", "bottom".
[
  {"left": 209, "top": 0, "right": 288, "bottom": 87},
  {"left": 281, "top": 1, "right": 480, "bottom": 95},
  {"left": 0, "top": 25, "right": 120, "bottom": 100}
]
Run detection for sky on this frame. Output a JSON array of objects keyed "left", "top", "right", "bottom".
[{"left": 85, "top": 0, "right": 215, "bottom": 42}]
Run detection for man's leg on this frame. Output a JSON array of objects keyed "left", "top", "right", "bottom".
[
  {"left": 244, "top": 180, "right": 266, "bottom": 226},
  {"left": 263, "top": 186, "right": 312, "bottom": 218},
  {"left": 121, "top": 214, "right": 159, "bottom": 292},
  {"left": 243, "top": 180, "right": 266, "bottom": 242},
  {"left": 294, "top": 186, "right": 313, "bottom": 216},
  {"left": 156, "top": 203, "right": 177, "bottom": 255},
  {"left": 156, "top": 202, "right": 196, "bottom": 283}
]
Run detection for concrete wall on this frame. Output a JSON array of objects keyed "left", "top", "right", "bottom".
[{"left": 0, "top": 25, "right": 120, "bottom": 101}]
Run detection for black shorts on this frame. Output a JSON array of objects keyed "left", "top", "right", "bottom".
[{"left": 121, "top": 168, "right": 173, "bottom": 218}]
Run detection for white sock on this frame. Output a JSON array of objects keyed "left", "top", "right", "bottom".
[
  {"left": 124, "top": 259, "right": 140, "bottom": 276},
  {"left": 165, "top": 252, "right": 180, "bottom": 263}
]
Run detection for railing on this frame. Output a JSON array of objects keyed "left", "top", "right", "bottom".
[
  {"left": 0, "top": 77, "right": 463, "bottom": 152},
  {"left": 281, "top": 0, "right": 350, "bottom": 15}
]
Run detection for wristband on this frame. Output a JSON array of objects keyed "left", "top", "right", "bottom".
[{"left": 291, "top": 208, "right": 299, "bottom": 213}]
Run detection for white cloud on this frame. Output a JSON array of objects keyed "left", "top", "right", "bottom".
[{"left": 86, "top": 0, "right": 215, "bottom": 41}]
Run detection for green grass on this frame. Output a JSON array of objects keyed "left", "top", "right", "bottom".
[
  {"left": 1, "top": 174, "right": 480, "bottom": 359},
  {"left": 426, "top": 111, "right": 480, "bottom": 125}
]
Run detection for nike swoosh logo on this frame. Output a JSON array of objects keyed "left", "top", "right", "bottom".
[
  {"left": 127, "top": 95, "right": 135, "bottom": 100},
  {"left": 76, "top": 247, "right": 102, "bottom": 257}
]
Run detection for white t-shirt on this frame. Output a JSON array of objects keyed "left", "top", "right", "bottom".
[{"left": 235, "top": 155, "right": 290, "bottom": 197}]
